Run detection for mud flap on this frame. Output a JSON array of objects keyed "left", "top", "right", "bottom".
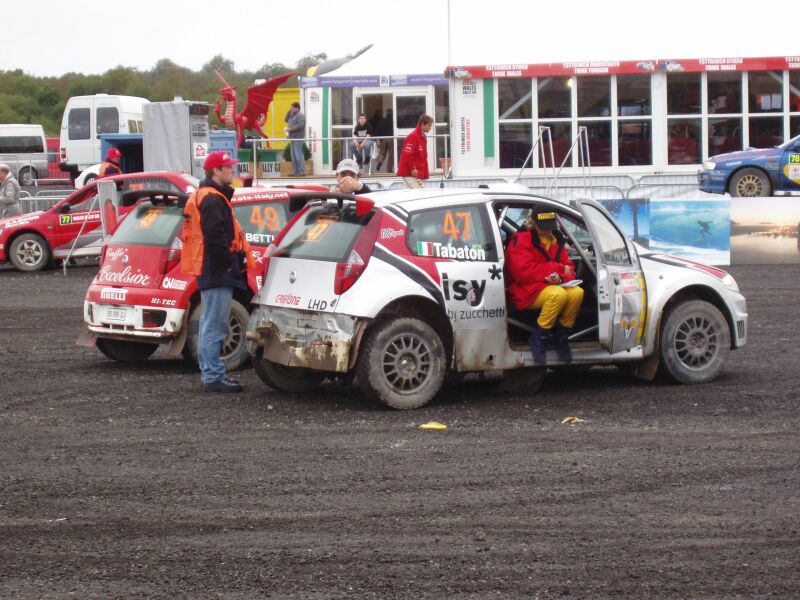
[
  {"left": 165, "top": 310, "right": 191, "bottom": 357},
  {"left": 75, "top": 326, "right": 97, "bottom": 347},
  {"left": 498, "top": 367, "right": 546, "bottom": 393}
]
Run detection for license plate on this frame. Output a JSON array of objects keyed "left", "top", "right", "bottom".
[{"left": 106, "top": 307, "right": 127, "bottom": 322}]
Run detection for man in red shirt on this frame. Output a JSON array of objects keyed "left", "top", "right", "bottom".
[
  {"left": 505, "top": 207, "right": 584, "bottom": 364},
  {"left": 397, "top": 114, "right": 433, "bottom": 188},
  {"left": 98, "top": 148, "right": 123, "bottom": 178}
]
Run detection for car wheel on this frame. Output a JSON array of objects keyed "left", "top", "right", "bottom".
[
  {"left": 356, "top": 318, "right": 447, "bottom": 410},
  {"left": 9, "top": 233, "right": 51, "bottom": 272},
  {"left": 253, "top": 356, "right": 326, "bottom": 393},
  {"left": 18, "top": 167, "right": 37, "bottom": 186},
  {"left": 96, "top": 338, "right": 158, "bottom": 362},
  {"left": 729, "top": 168, "right": 771, "bottom": 197},
  {"left": 182, "top": 299, "right": 251, "bottom": 371},
  {"left": 658, "top": 300, "right": 730, "bottom": 384},
  {"left": 83, "top": 174, "right": 97, "bottom": 186}
]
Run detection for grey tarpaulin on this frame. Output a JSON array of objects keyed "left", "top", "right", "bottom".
[{"left": 143, "top": 101, "right": 209, "bottom": 178}]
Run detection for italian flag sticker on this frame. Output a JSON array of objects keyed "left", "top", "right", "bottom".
[{"left": 416, "top": 241, "right": 434, "bottom": 256}]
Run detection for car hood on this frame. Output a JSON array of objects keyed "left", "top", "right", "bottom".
[
  {"left": 712, "top": 147, "right": 781, "bottom": 165},
  {"left": 0, "top": 211, "right": 44, "bottom": 229}
]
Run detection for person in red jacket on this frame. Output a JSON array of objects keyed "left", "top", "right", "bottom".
[
  {"left": 397, "top": 114, "right": 433, "bottom": 188},
  {"left": 98, "top": 147, "right": 123, "bottom": 178},
  {"left": 505, "top": 206, "right": 584, "bottom": 364}
]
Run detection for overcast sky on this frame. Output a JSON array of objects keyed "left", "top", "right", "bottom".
[{"left": 2, "top": 0, "right": 796, "bottom": 77}]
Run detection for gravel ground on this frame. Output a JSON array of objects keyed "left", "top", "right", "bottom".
[{"left": 1, "top": 264, "right": 799, "bottom": 599}]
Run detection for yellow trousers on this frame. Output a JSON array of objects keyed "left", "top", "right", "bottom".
[{"left": 528, "top": 285, "right": 584, "bottom": 329}]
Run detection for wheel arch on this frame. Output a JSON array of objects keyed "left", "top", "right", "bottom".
[
  {"left": 657, "top": 284, "right": 738, "bottom": 350},
  {"left": 370, "top": 295, "right": 454, "bottom": 367},
  {"left": 6, "top": 228, "right": 52, "bottom": 255},
  {"left": 725, "top": 164, "right": 774, "bottom": 194}
]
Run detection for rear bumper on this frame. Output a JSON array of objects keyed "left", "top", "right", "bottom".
[
  {"left": 246, "top": 305, "right": 363, "bottom": 372},
  {"left": 84, "top": 301, "right": 187, "bottom": 341}
]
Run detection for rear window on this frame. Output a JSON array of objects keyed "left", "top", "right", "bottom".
[
  {"left": 233, "top": 201, "right": 290, "bottom": 246},
  {"left": 110, "top": 202, "right": 183, "bottom": 247},
  {"left": 276, "top": 203, "right": 373, "bottom": 262}
]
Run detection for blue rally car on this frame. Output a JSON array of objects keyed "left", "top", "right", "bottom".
[{"left": 698, "top": 134, "right": 800, "bottom": 197}]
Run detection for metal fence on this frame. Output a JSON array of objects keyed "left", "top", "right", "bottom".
[{"left": 18, "top": 189, "right": 71, "bottom": 214}]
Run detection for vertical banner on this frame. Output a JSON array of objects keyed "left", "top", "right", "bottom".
[{"left": 97, "top": 180, "right": 120, "bottom": 239}]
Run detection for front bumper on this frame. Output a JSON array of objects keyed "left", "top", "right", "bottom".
[
  {"left": 246, "top": 305, "right": 363, "bottom": 372},
  {"left": 84, "top": 301, "right": 187, "bottom": 341},
  {"left": 697, "top": 169, "right": 727, "bottom": 194}
]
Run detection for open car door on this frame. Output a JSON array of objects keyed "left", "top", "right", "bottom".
[{"left": 575, "top": 199, "right": 647, "bottom": 354}]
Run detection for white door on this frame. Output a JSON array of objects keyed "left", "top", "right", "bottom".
[
  {"left": 576, "top": 199, "right": 647, "bottom": 354},
  {"left": 65, "top": 102, "right": 94, "bottom": 169},
  {"left": 394, "top": 90, "right": 433, "bottom": 174}
]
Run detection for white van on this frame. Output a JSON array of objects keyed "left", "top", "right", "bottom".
[
  {"left": 0, "top": 124, "right": 47, "bottom": 185},
  {"left": 59, "top": 94, "right": 148, "bottom": 178}
]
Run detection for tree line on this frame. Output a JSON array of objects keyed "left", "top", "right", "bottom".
[{"left": 0, "top": 50, "right": 359, "bottom": 136}]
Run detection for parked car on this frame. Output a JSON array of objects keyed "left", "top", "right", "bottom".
[
  {"left": 78, "top": 186, "right": 334, "bottom": 369},
  {"left": 74, "top": 163, "right": 101, "bottom": 188},
  {"left": 246, "top": 187, "right": 748, "bottom": 409},
  {"left": 0, "top": 172, "right": 195, "bottom": 272},
  {"left": 698, "top": 134, "right": 800, "bottom": 196},
  {"left": 0, "top": 124, "right": 48, "bottom": 185}
]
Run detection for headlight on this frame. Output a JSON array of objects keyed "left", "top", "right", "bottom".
[
  {"left": 702, "top": 159, "right": 716, "bottom": 170},
  {"left": 721, "top": 273, "right": 739, "bottom": 293}
]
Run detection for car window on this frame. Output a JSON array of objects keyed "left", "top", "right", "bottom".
[
  {"left": 233, "top": 201, "right": 290, "bottom": 246},
  {"left": 581, "top": 204, "right": 631, "bottom": 266},
  {"left": 110, "top": 202, "right": 183, "bottom": 247},
  {"left": 407, "top": 205, "right": 498, "bottom": 262},
  {"left": 275, "top": 203, "right": 374, "bottom": 262},
  {"left": 69, "top": 192, "right": 98, "bottom": 213}
]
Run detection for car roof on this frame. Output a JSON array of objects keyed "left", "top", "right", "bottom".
[{"left": 361, "top": 185, "right": 570, "bottom": 212}]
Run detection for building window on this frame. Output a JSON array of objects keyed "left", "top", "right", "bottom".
[
  {"left": 707, "top": 72, "right": 742, "bottom": 114},
  {"left": 709, "top": 117, "right": 742, "bottom": 155},
  {"left": 579, "top": 120, "right": 612, "bottom": 167},
  {"left": 435, "top": 85, "right": 450, "bottom": 161},
  {"left": 540, "top": 121, "right": 572, "bottom": 168},
  {"left": 538, "top": 76, "right": 572, "bottom": 118},
  {"left": 498, "top": 78, "right": 533, "bottom": 168},
  {"left": 748, "top": 71, "right": 783, "bottom": 113},
  {"left": 667, "top": 119, "right": 701, "bottom": 165},
  {"left": 749, "top": 116, "right": 783, "bottom": 147},
  {"left": 667, "top": 73, "right": 701, "bottom": 115},
  {"left": 578, "top": 76, "right": 611, "bottom": 117},
  {"left": 331, "top": 89, "right": 354, "bottom": 162},
  {"left": 618, "top": 120, "right": 652, "bottom": 166}
]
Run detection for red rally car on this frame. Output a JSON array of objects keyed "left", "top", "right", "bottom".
[
  {"left": 78, "top": 185, "right": 335, "bottom": 370},
  {"left": 0, "top": 172, "right": 196, "bottom": 272}
]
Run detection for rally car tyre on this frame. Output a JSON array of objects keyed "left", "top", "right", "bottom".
[
  {"left": 356, "top": 318, "right": 447, "bottom": 410},
  {"left": 183, "top": 299, "right": 250, "bottom": 371},
  {"left": 658, "top": 300, "right": 730, "bottom": 384},
  {"left": 96, "top": 338, "right": 158, "bottom": 362},
  {"left": 729, "top": 168, "right": 771, "bottom": 197},
  {"left": 253, "top": 357, "right": 326, "bottom": 393},
  {"left": 9, "top": 233, "right": 51, "bottom": 272}
]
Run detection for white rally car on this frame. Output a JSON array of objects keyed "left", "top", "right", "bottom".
[{"left": 246, "top": 187, "right": 748, "bottom": 409}]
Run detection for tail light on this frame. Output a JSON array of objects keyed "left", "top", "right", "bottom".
[
  {"left": 159, "top": 238, "right": 182, "bottom": 274},
  {"left": 333, "top": 210, "right": 380, "bottom": 295},
  {"left": 60, "top": 147, "right": 67, "bottom": 161}
]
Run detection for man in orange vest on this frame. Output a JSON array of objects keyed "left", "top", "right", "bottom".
[
  {"left": 182, "top": 151, "right": 253, "bottom": 393},
  {"left": 98, "top": 147, "right": 123, "bottom": 177}
]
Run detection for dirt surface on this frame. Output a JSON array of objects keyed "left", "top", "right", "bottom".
[{"left": 1, "top": 264, "right": 799, "bottom": 599}]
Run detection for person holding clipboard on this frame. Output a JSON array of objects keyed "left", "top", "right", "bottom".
[{"left": 504, "top": 206, "right": 584, "bottom": 365}]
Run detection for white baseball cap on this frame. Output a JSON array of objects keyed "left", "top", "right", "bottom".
[{"left": 336, "top": 158, "right": 359, "bottom": 175}]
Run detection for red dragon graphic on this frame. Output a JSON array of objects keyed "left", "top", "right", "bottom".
[{"left": 213, "top": 70, "right": 296, "bottom": 148}]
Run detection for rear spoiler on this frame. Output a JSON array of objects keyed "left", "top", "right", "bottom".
[
  {"left": 120, "top": 189, "right": 189, "bottom": 207},
  {"left": 287, "top": 190, "right": 367, "bottom": 213}
]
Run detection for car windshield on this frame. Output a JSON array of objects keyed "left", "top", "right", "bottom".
[
  {"left": 275, "top": 202, "right": 373, "bottom": 262},
  {"left": 778, "top": 135, "right": 800, "bottom": 150},
  {"left": 233, "top": 201, "right": 290, "bottom": 246},
  {"left": 110, "top": 202, "right": 183, "bottom": 247}
]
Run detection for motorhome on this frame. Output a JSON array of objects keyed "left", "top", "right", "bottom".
[{"left": 59, "top": 94, "right": 148, "bottom": 179}]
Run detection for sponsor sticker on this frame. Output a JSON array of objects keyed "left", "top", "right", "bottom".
[
  {"left": 96, "top": 265, "right": 151, "bottom": 286},
  {"left": 416, "top": 241, "right": 486, "bottom": 261},
  {"left": 100, "top": 287, "right": 128, "bottom": 302},
  {"left": 275, "top": 293, "right": 301, "bottom": 306},
  {"left": 380, "top": 228, "right": 404, "bottom": 240},
  {"left": 162, "top": 277, "right": 188, "bottom": 291}
]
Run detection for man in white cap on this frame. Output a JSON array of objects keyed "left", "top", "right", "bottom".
[
  {"left": 333, "top": 158, "right": 372, "bottom": 195},
  {"left": 0, "top": 164, "right": 22, "bottom": 219}
]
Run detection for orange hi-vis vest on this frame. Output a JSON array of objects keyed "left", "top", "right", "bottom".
[
  {"left": 181, "top": 187, "right": 255, "bottom": 276},
  {"left": 98, "top": 160, "right": 120, "bottom": 177}
]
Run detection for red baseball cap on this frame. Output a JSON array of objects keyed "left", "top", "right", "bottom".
[
  {"left": 107, "top": 147, "right": 122, "bottom": 159},
  {"left": 203, "top": 151, "right": 238, "bottom": 170}
]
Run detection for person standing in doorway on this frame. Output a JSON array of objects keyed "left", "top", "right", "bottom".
[
  {"left": 181, "top": 151, "right": 253, "bottom": 393},
  {"left": 375, "top": 108, "right": 394, "bottom": 172},
  {"left": 284, "top": 102, "right": 306, "bottom": 176},
  {"left": 98, "top": 147, "right": 123, "bottom": 178},
  {"left": 0, "top": 164, "right": 22, "bottom": 218},
  {"left": 397, "top": 114, "right": 433, "bottom": 188}
]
